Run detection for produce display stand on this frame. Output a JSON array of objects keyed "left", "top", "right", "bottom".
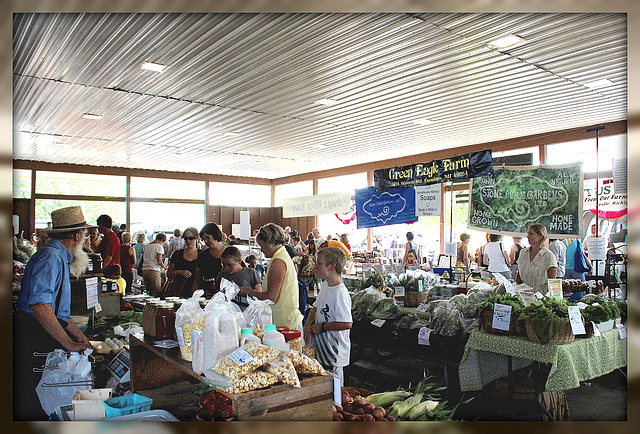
[{"left": 129, "top": 335, "right": 334, "bottom": 421}]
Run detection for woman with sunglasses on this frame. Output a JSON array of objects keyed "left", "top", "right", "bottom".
[
  {"left": 192, "top": 223, "right": 225, "bottom": 297},
  {"left": 166, "top": 227, "right": 199, "bottom": 298}
]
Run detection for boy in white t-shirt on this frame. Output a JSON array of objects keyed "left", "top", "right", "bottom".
[{"left": 304, "top": 247, "right": 352, "bottom": 386}]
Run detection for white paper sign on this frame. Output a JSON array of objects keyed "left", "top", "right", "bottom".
[
  {"left": 416, "top": 303, "right": 429, "bottom": 312},
  {"left": 493, "top": 272, "right": 515, "bottom": 295},
  {"left": 371, "top": 319, "right": 386, "bottom": 328},
  {"left": 535, "top": 292, "right": 544, "bottom": 299},
  {"left": 283, "top": 191, "right": 351, "bottom": 217},
  {"left": 415, "top": 184, "right": 442, "bottom": 217},
  {"left": 240, "top": 210, "right": 251, "bottom": 240},
  {"left": 617, "top": 324, "right": 627, "bottom": 339},
  {"left": 229, "top": 348, "right": 255, "bottom": 366},
  {"left": 417, "top": 327, "right": 432, "bottom": 346},
  {"left": 444, "top": 242, "right": 457, "bottom": 257},
  {"left": 591, "top": 321, "right": 601, "bottom": 337},
  {"left": 94, "top": 303, "right": 102, "bottom": 313},
  {"left": 576, "top": 302, "right": 589, "bottom": 310},
  {"left": 547, "top": 279, "right": 564, "bottom": 300},
  {"left": 85, "top": 277, "right": 99, "bottom": 309},
  {"left": 417, "top": 279, "right": 424, "bottom": 292},
  {"left": 333, "top": 375, "right": 341, "bottom": 404},
  {"left": 613, "top": 158, "right": 627, "bottom": 194},
  {"left": 588, "top": 237, "right": 607, "bottom": 261},
  {"left": 491, "top": 303, "right": 512, "bottom": 331},
  {"left": 568, "top": 306, "right": 586, "bottom": 335},
  {"left": 394, "top": 286, "right": 405, "bottom": 297}
]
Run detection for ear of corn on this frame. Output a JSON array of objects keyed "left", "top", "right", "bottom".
[
  {"left": 397, "top": 393, "right": 423, "bottom": 419},
  {"left": 408, "top": 399, "right": 439, "bottom": 420},
  {"left": 363, "top": 390, "right": 411, "bottom": 407}
]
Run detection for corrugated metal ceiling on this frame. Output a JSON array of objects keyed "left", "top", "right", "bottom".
[{"left": 12, "top": 12, "right": 627, "bottom": 180}]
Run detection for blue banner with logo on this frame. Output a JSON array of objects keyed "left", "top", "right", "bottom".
[{"left": 355, "top": 186, "right": 418, "bottom": 229}]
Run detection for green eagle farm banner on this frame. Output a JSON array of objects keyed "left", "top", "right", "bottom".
[
  {"left": 374, "top": 149, "right": 494, "bottom": 190},
  {"left": 468, "top": 164, "right": 583, "bottom": 237}
]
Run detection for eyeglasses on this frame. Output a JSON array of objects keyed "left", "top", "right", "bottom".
[{"left": 184, "top": 236, "right": 196, "bottom": 241}]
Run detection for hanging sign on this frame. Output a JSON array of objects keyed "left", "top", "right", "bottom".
[
  {"left": 283, "top": 192, "right": 351, "bottom": 218},
  {"left": 86, "top": 277, "right": 99, "bottom": 309},
  {"left": 335, "top": 201, "right": 357, "bottom": 225},
  {"left": 468, "top": 164, "right": 583, "bottom": 237},
  {"left": 374, "top": 149, "right": 494, "bottom": 190},
  {"left": 355, "top": 186, "right": 417, "bottom": 229},
  {"left": 587, "top": 237, "right": 607, "bottom": 261},
  {"left": 415, "top": 184, "right": 442, "bottom": 216},
  {"left": 613, "top": 159, "right": 627, "bottom": 194},
  {"left": 583, "top": 178, "right": 627, "bottom": 220}
]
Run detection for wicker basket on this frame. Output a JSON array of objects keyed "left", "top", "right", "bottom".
[
  {"left": 525, "top": 318, "right": 575, "bottom": 345},
  {"left": 478, "top": 307, "right": 519, "bottom": 335}
]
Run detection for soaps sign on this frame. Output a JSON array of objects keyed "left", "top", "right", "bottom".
[{"left": 415, "top": 184, "right": 441, "bottom": 217}]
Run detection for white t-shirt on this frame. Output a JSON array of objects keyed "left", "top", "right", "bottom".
[
  {"left": 142, "top": 243, "right": 164, "bottom": 272},
  {"left": 312, "top": 281, "right": 352, "bottom": 368},
  {"left": 485, "top": 241, "right": 509, "bottom": 273}
]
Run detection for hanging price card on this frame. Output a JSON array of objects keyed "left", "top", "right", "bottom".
[
  {"left": 94, "top": 303, "right": 102, "bottom": 313},
  {"left": 491, "top": 303, "right": 512, "bottom": 331},
  {"left": 416, "top": 303, "right": 429, "bottom": 312},
  {"left": 617, "top": 324, "right": 627, "bottom": 339},
  {"left": 418, "top": 327, "right": 432, "bottom": 346},
  {"left": 371, "top": 319, "right": 386, "bottom": 328},
  {"left": 568, "top": 306, "right": 586, "bottom": 335},
  {"left": 394, "top": 286, "right": 405, "bottom": 297},
  {"left": 588, "top": 237, "right": 607, "bottom": 261},
  {"left": 591, "top": 322, "right": 601, "bottom": 337},
  {"left": 417, "top": 279, "right": 424, "bottom": 292},
  {"left": 86, "top": 277, "right": 99, "bottom": 309},
  {"left": 445, "top": 242, "right": 457, "bottom": 257},
  {"left": 547, "top": 279, "right": 563, "bottom": 300}
]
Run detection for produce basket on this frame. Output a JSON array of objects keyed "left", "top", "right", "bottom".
[
  {"left": 524, "top": 318, "right": 574, "bottom": 345},
  {"left": 402, "top": 291, "right": 430, "bottom": 307},
  {"left": 478, "top": 307, "right": 519, "bottom": 335},
  {"left": 103, "top": 394, "right": 153, "bottom": 418}
]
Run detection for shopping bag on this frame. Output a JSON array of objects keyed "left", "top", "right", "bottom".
[{"left": 574, "top": 240, "right": 591, "bottom": 273}]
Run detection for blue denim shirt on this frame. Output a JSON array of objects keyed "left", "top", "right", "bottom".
[{"left": 16, "top": 238, "right": 73, "bottom": 322}]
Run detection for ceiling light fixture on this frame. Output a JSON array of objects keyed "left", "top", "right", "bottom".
[
  {"left": 584, "top": 78, "right": 615, "bottom": 89},
  {"left": 312, "top": 144, "right": 328, "bottom": 150},
  {"left": 223, "top": 131, "right": 240, "bottom": 137},
  {"left": 315, "top": 98, "right": 339, "bottom": 106},
  {"left": 487, "top": 34, "right": 526, "bottom": 50},
  {"left": 140, "top": 61, "right": 169, "bottom": 72},
  {"left": 412, "top": 118, "right": 435, "bottom": 126},
  {"left": 81, "top": 113, "right": 103, "bottom": 120}
]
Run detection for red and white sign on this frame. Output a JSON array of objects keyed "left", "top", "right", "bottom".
[{"left": 583, "top": 178, "right": 627, "bottom": 219}]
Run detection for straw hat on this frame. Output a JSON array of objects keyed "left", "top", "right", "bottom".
[{"left": 45, "top": 206, "right": 98, "bottom": 233}]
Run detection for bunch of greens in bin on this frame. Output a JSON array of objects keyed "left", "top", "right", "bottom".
[
  {"left": 351, "top": 287, "right": 386, "bottom": 321},
  {"left": 581, "top": 303, "right": 620, "bottom": 324},
  {"left": 355, "top": 272, "right": 385, "bottom": 291},
  {"left": 518, "top": 297, "right": 572, "bottom": 343},
  {"left": 615, "top": 300, "right": 627, "bottom": 323},
  {"left": 396, "top": 270, "right": 439, "bottom": 292},
  {"left": 368, "top": 298, "right": 401, "bottom": 320},
  {"left": 478, "top": 293, "right": 525, "bottom": 314}
]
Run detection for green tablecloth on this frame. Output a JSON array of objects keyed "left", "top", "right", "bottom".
[{"left": 458, "top": 328, "right": 627, "bottom": 392}]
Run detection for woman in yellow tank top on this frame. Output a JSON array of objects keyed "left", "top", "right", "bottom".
[{"left": 239, "top": 223, "right": 303, "bottom": 330}]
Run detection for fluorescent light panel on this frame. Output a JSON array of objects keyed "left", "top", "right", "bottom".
[
  {"left": 223, "top": 131, "right": 240, "bottom": 137},
  {"left": 140, "top": 61, "right": 169, "bottom": 72},
  {"left": 315, "top": 98, "right": 339, "bottom": 106},
  {"left": 412, "top": 119, "right": 435, "bottom": 126},
  {"left": 584, "top": 78, "right": 614, "bottom": 89},
  {"left": 81, "top": 113, "right": 103, "bottom": 120},
  {"left": 488, "top": 34, "right": 525, "bottom": 50}
]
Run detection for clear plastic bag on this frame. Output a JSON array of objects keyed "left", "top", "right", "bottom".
[
  {"left": 243, "top": 296, "right": 274, "bottom": 329},
  {"left": 213, "top": 342, "right": 280, "bottom": 380},
  {"left": 287, "top": 349, "right": 326, "bottom": 375},
  {"left": 207, "top": 280, "right": 248, "bottom": 330},
  {"left": 175, "top": 290, "right": 205, "bottom": 361},
  {"left": 264, "top": 354, "right": 301, "bottom": 388}
]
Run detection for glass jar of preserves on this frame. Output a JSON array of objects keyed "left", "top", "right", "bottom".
[{"left": 155, "top": 301, "right": 176, "bottom": 340}]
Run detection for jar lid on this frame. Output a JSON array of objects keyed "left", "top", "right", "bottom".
[
  {"left": 264, "top": 324, "right": 276, "bottom": 331},
  {"left": 276, "top": 327, "right": 289, "bottom": 333},
  {"left": 281, "top": 330, "right": 301, "bottom": 341},
  {"left": 160, "top": 302, "right": 174, "bottom": 308},
  {"left": 241, "top": 328, "right": 253, "bottom": 335}
]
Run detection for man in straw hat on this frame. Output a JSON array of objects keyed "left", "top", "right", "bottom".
[{"left": 14, "top": 206, "right": 95, "bottom": 420}]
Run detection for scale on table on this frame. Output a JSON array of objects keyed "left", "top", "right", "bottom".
[{"left": 106, "top": 349, "right": 130, "bottom": 383}]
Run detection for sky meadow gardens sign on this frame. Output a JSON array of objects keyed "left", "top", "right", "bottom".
[
  {"left": 282, "top": 191, "right": 352, "bottom": 218},
  {"left": 468, "top": 163, "right": 583, "bottom": 237},
  {"left": 374, "top": 149, "right": 494, "bottom": 190}
]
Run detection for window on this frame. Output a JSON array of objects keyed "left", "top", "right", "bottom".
[
  {"left": 274, "top": 181, "right": 313, "bottom": 206},
  {"left": 36, "top": 171, "right": 126, "bottom": 197},
  {"left": 130, "top": 202, "right": 205, "bottom": 236},
  {"left": 209, "top": 182, "right": 271, "bottom": 207},
  {"left": 131, "top": 177, "right": 205, "bottom": 201},
  {"left": 35, "top": 199, "right": 125, "bottom": 229},
  {"left": 13, "top": 169, "right": 31, "bottom": 198},
  {"left": 317, "top": 173, "right": 368, "bottom": 194},
  {"left": 546, "top": 134, "right": 627, "bottom": 173}
]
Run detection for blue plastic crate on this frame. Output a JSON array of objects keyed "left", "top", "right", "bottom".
[{"left": 103, "top": 394, "right": 153, "bottom": 418}]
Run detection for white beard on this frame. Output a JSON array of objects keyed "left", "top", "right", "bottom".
[{"left": 69, "top": 240, "right": 90, "bottom": 277}]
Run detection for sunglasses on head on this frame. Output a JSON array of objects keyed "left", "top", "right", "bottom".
[{"left": 184, "top": 236, "right": 197, "bottom": 241}]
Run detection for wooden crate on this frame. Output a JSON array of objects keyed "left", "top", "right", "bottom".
[
  {"left": 221, "top": 375, "right": 333, "bottom": 421},
  {"left": 401, "top": 291, "right": 429, "bottom": 307}
]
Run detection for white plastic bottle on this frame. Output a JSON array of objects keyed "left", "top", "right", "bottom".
[
  {"left": 239, "top": 328, "right": 261, "bottom": 346},
  {"left": 261, "top": 324, "right": 289, "bottom": 350},
  {"left": 203, "top": 305, "right": 239, "bottom": 371}
]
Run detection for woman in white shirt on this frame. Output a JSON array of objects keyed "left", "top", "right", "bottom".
[
  {"left": 516, "top": 224, "right": 558, "bottom": 294},
  {"left": 483, "top": 234, "right": 511, "bottom": 280},
  {"left": 141, "top": 232, "right": 168, "bottom": 297}
]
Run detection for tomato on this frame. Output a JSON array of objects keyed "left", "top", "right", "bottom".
[{"left": 213, "top": 402, "right": 234, "bottom": 420}]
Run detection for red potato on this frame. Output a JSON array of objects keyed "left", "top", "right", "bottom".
[
  {"left": 344, "top": 413, "right": 358, "bottom": 422},
  {"left": 385, "top": 415, "right": 396, "bottom": 421},
  {"left": 363, "top": 403, "right": 375, "bottom": 414},
  {"left": 373, "top": 406, "right": 386, "bottom": 417},
  {"left": 343, "top": 403, "right": 353, "bottom": 413},
  {"left": 372, "top": 409, "right": 385, "bottom": 419},
  {"left": 362, "top": 414, "right": 375, "bottom": 421},
  {"left": 353, "top": 408, "right": 365, "bottom": 416},
  {"left": 352, "top": 398, "right": 367, "bottom": 408},
  {"left": 375, "top": 417, "right": 387, "bottom": 421},
  {"left": 333, "top": 413, "right": 344, "bottom": 421}
]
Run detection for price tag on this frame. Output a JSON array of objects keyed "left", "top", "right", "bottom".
[
  {"left": 229, "top": 348, "right": 255, "bottom": 366},
  {"left": 175, "top": 327, "right": 185, "bottom": 346},
  {"left": 85, "top": 277, "right": 99, "bottom": 309},
  {"left": 493, "top": 273, "right": 515, "bottom": 295},
  {"left": 535, "top": 292, "right": 544, "bottom": 299},
  {"left": 394, "top": 286, "right": 405, "bottom": 297},
  {"left": 576, "top": 302, "right": 589, "bottom": 310},
  {"left": 395, "top": 265, "right": 405, "bottom": 275},
  {"left": 417, "top": 327, "right": 432, "bottom": 346},
  {"left": 568, "top": 306, "right": 586, "bottom": 335},
  {"left": 491, "top": 303, "right": 512, "bottom": 331},
  {"left": 417, "top": 279, "right": 424, "bottom": 292},
  {"left": 617, "top": 324, "right": 627, "bottom": 339},
  {"left": 371, "top": 319, "right": 386, "bottom": 328},
  {"left": 444, "top": 242, "right": 457, "bottom": 257},
  {"left": 94, "top": 303, "right": 102, "bottom": 313},
  {"left": 416, "top": 303, "right": 429, "bottom": 312},
  {"left": 547, "top": 279, "right": 563, "bottom": 300},
  {"left": 591, "top": 322, "right": 601, "bottom": 337}
]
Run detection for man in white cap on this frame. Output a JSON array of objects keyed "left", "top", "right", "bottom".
[{"left": 14, "top": 206, "right": 94, "bottom": 420}]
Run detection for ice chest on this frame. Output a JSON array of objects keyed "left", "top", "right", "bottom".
[
  {"left": 103, "top": 393, "right": 153, "bottom": 418},
  {"left": 220, "top": 375, "right": 333, "bottom": 421}
]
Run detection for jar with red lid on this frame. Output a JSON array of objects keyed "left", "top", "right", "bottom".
[
  {"left": 155, "top": 301, "right": 176, "bottom": 340},
  {"left": 281, "top": 329, "right": 303, "bottom": 352},
  {"left": 276, "top": 326, "right": 289, "bottom": 334}
]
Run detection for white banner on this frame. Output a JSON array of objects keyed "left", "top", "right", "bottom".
[
  {"left": 415, "top": 184, "right": 441, "bottom": 216},
  {"left": 283, "top": 191, "right": 352, "bottom": 218}
]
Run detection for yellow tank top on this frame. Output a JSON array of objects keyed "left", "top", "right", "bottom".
[{"left": 266, "top": 246, "right": 303, "bottom": 329}]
